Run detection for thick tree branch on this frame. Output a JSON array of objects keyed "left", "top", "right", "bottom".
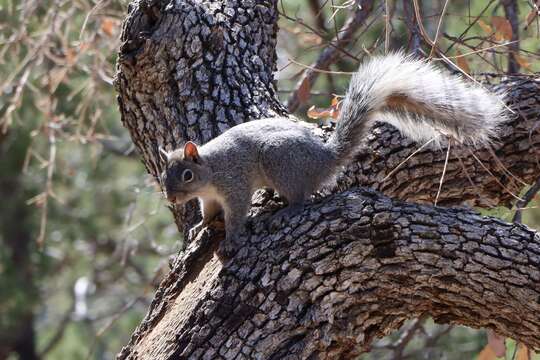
[{"left": 118, "top": 187, "right": 540, "bottom": 359}]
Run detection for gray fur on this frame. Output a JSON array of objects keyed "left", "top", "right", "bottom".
[
  {"left": 162, "top": 53, "right": 508, "bottom": 255},
  {"left": 329, "top": 53, "right": 508, "bottom": 162}
]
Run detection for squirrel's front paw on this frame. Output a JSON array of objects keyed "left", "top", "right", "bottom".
[{"left": 217, "top": 236, "right": 238, "bottom": 258}]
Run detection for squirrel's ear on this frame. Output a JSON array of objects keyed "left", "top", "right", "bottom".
[
  {"left": 159, "top": 146, "right": 171, "bottom": 163},
  {"left": 183, "top": 141, "right": 199, "bottom": 161}
]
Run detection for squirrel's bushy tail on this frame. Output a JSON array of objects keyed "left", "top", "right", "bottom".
[{"left": 328, "top": 53, "right": 508, "bottom": 163}]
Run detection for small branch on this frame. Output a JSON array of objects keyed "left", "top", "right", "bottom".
[
  {"left": 39, "top": 292, "right": 75, "bottom": 357},
  {"left": 307, "top": 0, "right": 327, "bottom": 32},
  {"left": 434, "top": 140, "right": 451, "bottom": 206},
  {"left": 445, "top": 0, "right": 497, "bottom": 54},
  {"left": 429, "top": 0, "right": 450, "bottom": 58},
  {"left": 392, "top": 315, "right": 428, "bottom": 359},
  {"left": 384, "top": 0, "right": 393, "bottom": 53},
  {"left": 37, "top": 108, "right": 58, "bottom": 248},
  {"left": 403, "top": 0, "right": 422, "bottom": 56},
  {"left": 286, "top": 0, "right": 375, "bottom": 112},
  {"left": 513, "top": 178, "right": 540, "bottom": 223},
  {"left": 502, "top": 0, "right": 521, "bottom": 74},
  {"left": 278, "top": 10, "right": 359, "bottom": 62}
]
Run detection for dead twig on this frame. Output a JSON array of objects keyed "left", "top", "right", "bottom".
[
  {"left": 286, "top": 0, "right": 375, "bottom": 112},
  {"left": 513, "top": 178, "right": 540, "bottom": 223}
]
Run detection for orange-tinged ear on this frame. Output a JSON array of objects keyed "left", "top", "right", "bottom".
[{"left": 183, "top": 141, "right": 199, "bottom": 161}]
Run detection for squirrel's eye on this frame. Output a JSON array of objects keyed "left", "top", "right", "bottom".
[{"left": 182, "top": 169, "right": 194, "bottom": 183}]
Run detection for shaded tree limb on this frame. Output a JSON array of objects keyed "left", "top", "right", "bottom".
[
  {"left": 502, "top": 0, "right": 520, "bottom": 74},
  {"left": 306, "top": 0, "right": 327, "bottom": 32},
  {"left": 39, "top": 294, "right": 75, "bottom": 357},
  {"left": 402, "top": 0, "right": 422, "bottom": 55},
  {"left": 0, "top": 132, "right": 39, "bottom": 360}
]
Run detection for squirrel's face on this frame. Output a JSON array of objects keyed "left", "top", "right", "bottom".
[{"left": 160, "top": 142, "right": 209, "bottom": 204}]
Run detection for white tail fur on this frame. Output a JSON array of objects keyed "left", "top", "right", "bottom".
[{"left": 328, "top": 52, "right": 508, "bottom": 161}]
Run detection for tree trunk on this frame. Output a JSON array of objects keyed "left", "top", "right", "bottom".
[{"left": 114, "top": 0, "right": 540, "bottom": 358}]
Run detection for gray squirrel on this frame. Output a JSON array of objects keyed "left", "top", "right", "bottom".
[{"left": 160, "top": 53, "right": 507, "bottom": 255}]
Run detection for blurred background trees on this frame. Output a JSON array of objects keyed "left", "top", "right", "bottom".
[{"left": 0, "top": 0, "right": 539, "bottom": 359}]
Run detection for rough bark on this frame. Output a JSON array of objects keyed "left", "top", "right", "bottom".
[
  {"left": 335, "top": 75, "right": 540, "bottom": 208},
  {"left": 117, "top": 187, "right": 540, "bottom": 359},
  {"left": 115, "top": 0, "right": 540, "bottom": 358}
]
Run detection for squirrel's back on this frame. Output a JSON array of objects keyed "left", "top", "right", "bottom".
[
  {"left": 200, "top": 117, "right": 329, "bottom": 187},
  {"left": 201, "top": 117, "right": 315, "bottom": 156}
]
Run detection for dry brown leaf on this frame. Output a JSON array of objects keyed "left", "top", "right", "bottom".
[
  {"left": 297, "top": 79, "right": 311, "bottom": 104},
  {"left": 101, "top": 18, "right": 117, "bottom": 37},
  {"left": 477, "top": 345, "right": 498, "bottom": 360},
  {"left": 514, "top": 54, "right": 531, "bottom": 70},
  {"left": 478, "top": 19, "right": 493, "bottom": 35},
  {"left": 492, "top": 16, "right": 513, "bottom": 41},
  {"left": 516, "top": 343, "right": 531, "bottom": 360},
  {"left": 456, "top": 50, "right": 470, "bottom": 75},
  {"left": 286, "top": 24, "right": 302, "bottom": 35},
  {"left": 307, "top": 95, "right": 341, "bottom": 120},
  {"left": 487, "top": 330, "right": 506, "bottom": 357},
  {"left": 330, "top": 95, "right": 341, "bottom": 119},
  {"left": 299, "top": 33, "right": 322, "bottom": 46},
  {"left": 65, "top": 48, "right": 78, "bottom": 66},
  {"left": 48, "top": 67, "right": 69, "bottom": 93},
  {"left": 307, "top": 105, "right": 333, "bottom": 119},
  {"left": 79, "top": 42, "right": 91, "bottom": 53}
]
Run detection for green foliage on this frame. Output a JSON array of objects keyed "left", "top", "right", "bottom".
[
  {"left": 1, "top": 0, "right": 539, "bottom": 358},
  {"left": 0, "top": 0, "right": 178, "bottom": 357}
]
